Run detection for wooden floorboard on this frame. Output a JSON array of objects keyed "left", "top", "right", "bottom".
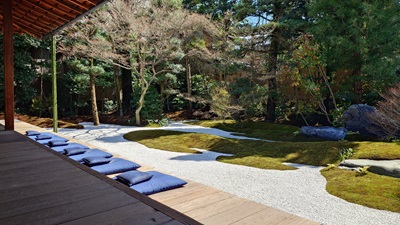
[
  {"left": 61, "top": 203, "right": 181, "bottom": 225},
  {"left": 4, "top": 120, "right": 320, "bottom": 225}
]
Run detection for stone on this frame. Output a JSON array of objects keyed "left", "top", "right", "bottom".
[
  {"left": 339, "top": 159, "right": 400, "bottom": 178},
  {"left": 342, "top": 104, "right": 376, "bottom": 136},
  {"left": 301, "top": 126, "right": 348, "bottom": 141}
]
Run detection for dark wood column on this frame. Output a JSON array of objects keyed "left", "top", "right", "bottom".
[{"left": 3, "top": 0, "right": 15, "bottom": 130}]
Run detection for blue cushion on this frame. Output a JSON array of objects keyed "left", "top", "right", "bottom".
[
  {"left": 91, "top": 158, "right": 140, "bottom": 175},
  {"left": 83, "top": 156, "right": 112, "bottom": 166},
  {"left": 68, "top": 149, "right": 113, "bottom": 162},
  {"left": 35, "top": 134, "right": 52, "bottom": 140},
  {"left": 48, "top": 140, "right": 69, "bottom": 147},
  {"left": 64, "top": 147, "right": 87, "bottom": 156},
  {"left": 26, "top": 130, "right": 40, "bottom": 136},
  {"left": 51, "top": 143, "right": 89, "bottom": 153},
  {"left": 36, "top": 137, "right": 69, "bottom": 145},
  {"left": 116, "top": 171, "right": 153, "bottom": 186},
  {"left": 130, "top": 171, "right": 187, "bottom": 195}
]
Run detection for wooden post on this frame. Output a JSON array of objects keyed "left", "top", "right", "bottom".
[
  {"left": 3, "top": 0, "right": 14, "bottom": 130},
  {"left": 51, "top": 35, "right": 58, "bottom": 132}
]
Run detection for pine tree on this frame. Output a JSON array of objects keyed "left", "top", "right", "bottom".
[{"left": 308, "top": 0, "right": 400, "bottom": 104}]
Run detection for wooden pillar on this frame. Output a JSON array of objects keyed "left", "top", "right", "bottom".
[
  {"left": 51, "top": 35, "right": 58, "bottom": 132},
  {"left": 3, "top": 0, "right": 14, "bottom": 130}
]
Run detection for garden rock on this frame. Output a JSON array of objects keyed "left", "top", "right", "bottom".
[
  {"left": 301, "top": 126, "right": 347, "bottom": 141},
  {"left": 342, "top": 104, "right": 376, "bottom": 136},
  {"left": 339, "top": 159, "right": 400, "bottom": 178}
]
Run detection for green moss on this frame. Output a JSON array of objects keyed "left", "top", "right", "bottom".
[
  {"left": 186, "top": 120, "right": 323, "bottom": 142},
  {"left": 321, "top": 168, "right": 400, "bottom": 212},
  {"left": 124, "top": 129, "right": 400, "bottom": 170}
]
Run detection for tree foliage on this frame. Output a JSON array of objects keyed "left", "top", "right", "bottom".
[
  {"left": 308, "top": 0, "right": 400, "bottom": 103},
  {"left": 0, "top": 34, "right": 40, "bottom": 113}
]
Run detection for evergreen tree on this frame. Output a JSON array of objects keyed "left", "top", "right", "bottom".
[
  {"left": 233, "top": 0, "right": 310, "bottom": 121},
  {"left": 308, "top": 0, "right": 400, "bottom": 104},
  {"left": 0, "top": 34, "right": 40, "bottom": 113}
]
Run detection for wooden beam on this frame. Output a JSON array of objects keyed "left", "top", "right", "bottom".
[
  {"left": 3, "top": 0, "right": 14, "bottom": 130},
  {"left": 43, "top": 0, "right": 87, "bottom": 15},
  {"left": 57, "top": 0, "right": 90, "bottom": 11},
  {"left": 13, "top": 3, "right": 65, "bottom": 25},
  {"left": 14, "top": 0, "right": 71, "bottom": 23}
]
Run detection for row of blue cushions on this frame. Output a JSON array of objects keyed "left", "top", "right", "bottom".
[{"left": 26, "top": 130, "right": 186, "bottom": 194}]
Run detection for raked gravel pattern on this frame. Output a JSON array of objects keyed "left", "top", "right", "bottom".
[{"left": 56, "top": 122, "right": 400, "bottom": 225}]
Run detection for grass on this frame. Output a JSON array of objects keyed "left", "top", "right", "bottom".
[{"left": 321, "top": 167, "right": 400, "bottom": 212}]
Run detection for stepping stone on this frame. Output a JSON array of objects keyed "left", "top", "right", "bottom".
[{"left": 340, "top": 159, "right": 400, "bottom": 178}]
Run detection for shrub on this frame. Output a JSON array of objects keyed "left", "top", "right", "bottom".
[{"left": 367, "top": 84, "right": 400, "bottom": 139}]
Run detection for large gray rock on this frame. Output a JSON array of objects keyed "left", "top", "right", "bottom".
[
  {"left": 339, "top": 159, "right": 400, "bottom": 178},
  {"left": 301, "top": 126, "right": 348, "bottom": 141},
  {"left": 342, "top": 104, "right": 376, "bottom": 135}
]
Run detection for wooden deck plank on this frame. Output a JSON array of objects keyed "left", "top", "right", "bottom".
[
  {"left": 0, "top": 173, "right": 102, "bottom": 203},
  {"left": 0, "top": 158, "right": 73, "bottom": 177},
  {"left": 61, "top": 202, "right": 180, "bottom": 225},
  {"left": 150, "top": 182, "right": 205, "bottom": 202},
  {"left": 0, "top": 152, "right": 54, "bottom": 163},
  {"left": 0, "top": 162, "right": 74, "bottom": 180},
  {"left": 157, "top": 185, "right": 221, "bottom": 207},
  {"left": 230, "top": 208, "right": 320, "bottom": 225},
  {"left": 0, "top": 191, "right": 138, "bottom": 225},
  {"left": 0, "top": 186, "right": 117, "bottom": 219},
  {"left": 199, "top": 201, "right": 266, "bottom": 225},
  {"left": 172, "top": 191, "right": 233, "bottom": 213},
  {"left": 185, "top": 196, "right": 248, "bottom": 220}
]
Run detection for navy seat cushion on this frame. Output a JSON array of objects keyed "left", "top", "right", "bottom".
[
  {"left": 51, "top": 143, "right": 89, "bottom": 153},
  {"left": 64, "top": 147, "right": 87, "bottom": 156},
  {"left": 83, "top": 156, "right": 112, "bottom": 166},
  {"left": 130, "top": 171, "right": 187, "bottom": 195},
  {"left": 116, "top": 171, "right": 153, "bottom": 186},
  {"left": 36, "top": 137, "right": 69, "bottom": 145},
  {"left": 69, "top": 149, "right": 113, "bottom": 162},
  {"left": 91, "top": 158, "right": 140, "bottom": 175},
  {"left": 27, "top": 132, "right": 59, "bottom": 140},
  {"left": 35, "top": 134, "right": 52, "bottom": 140},
  {"left": 26, "top": 130, "right": 40, "bottom": 136},
  {"left": 48, "top": 140, "right": 69, "bottom": 147}
]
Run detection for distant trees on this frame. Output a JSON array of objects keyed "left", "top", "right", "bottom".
[
  {"left": 308, "top": 0, "right": 400, "bottom": 104},
  {"left": 0, "top": 34, "right": 40, "bottom": 113},
  {"left": 4, "top": 0, "right": 400, "bottom": 128}
]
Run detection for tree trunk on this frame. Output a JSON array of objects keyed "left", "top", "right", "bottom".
[
  {"left": 135, "top": 79, "right": 149, "bottom": 126},
  {"left": 353, "top": 66, "right": 363, "bottom": 104},
  {"left": 89, "top": 58, "right": 100, "bottom": 126},
  {"left": 135, "top": 91, "right": 145, "bottom": 126},
  {"left": 186, "top": 59, "right": 193, "bottom": 118},
  {"left": 113, "top": 64, "right": 123, "bottom": 116},
  {"left": 266, "top": 3, "right": 282, "bottom": 122},
  {"left": 266, "top": 32, "right": 279, "bottom": 122},
  {"left": 121, "top": 67, "right": 133, "bottom": 113}
]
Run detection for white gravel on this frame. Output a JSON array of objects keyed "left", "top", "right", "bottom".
[{"left": 57, "top": 122, "right": 400, "bottom": 225}]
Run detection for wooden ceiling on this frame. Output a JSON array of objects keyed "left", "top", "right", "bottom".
[{"left": 0, "top": 0, "right": 108, "bottom": 38}]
